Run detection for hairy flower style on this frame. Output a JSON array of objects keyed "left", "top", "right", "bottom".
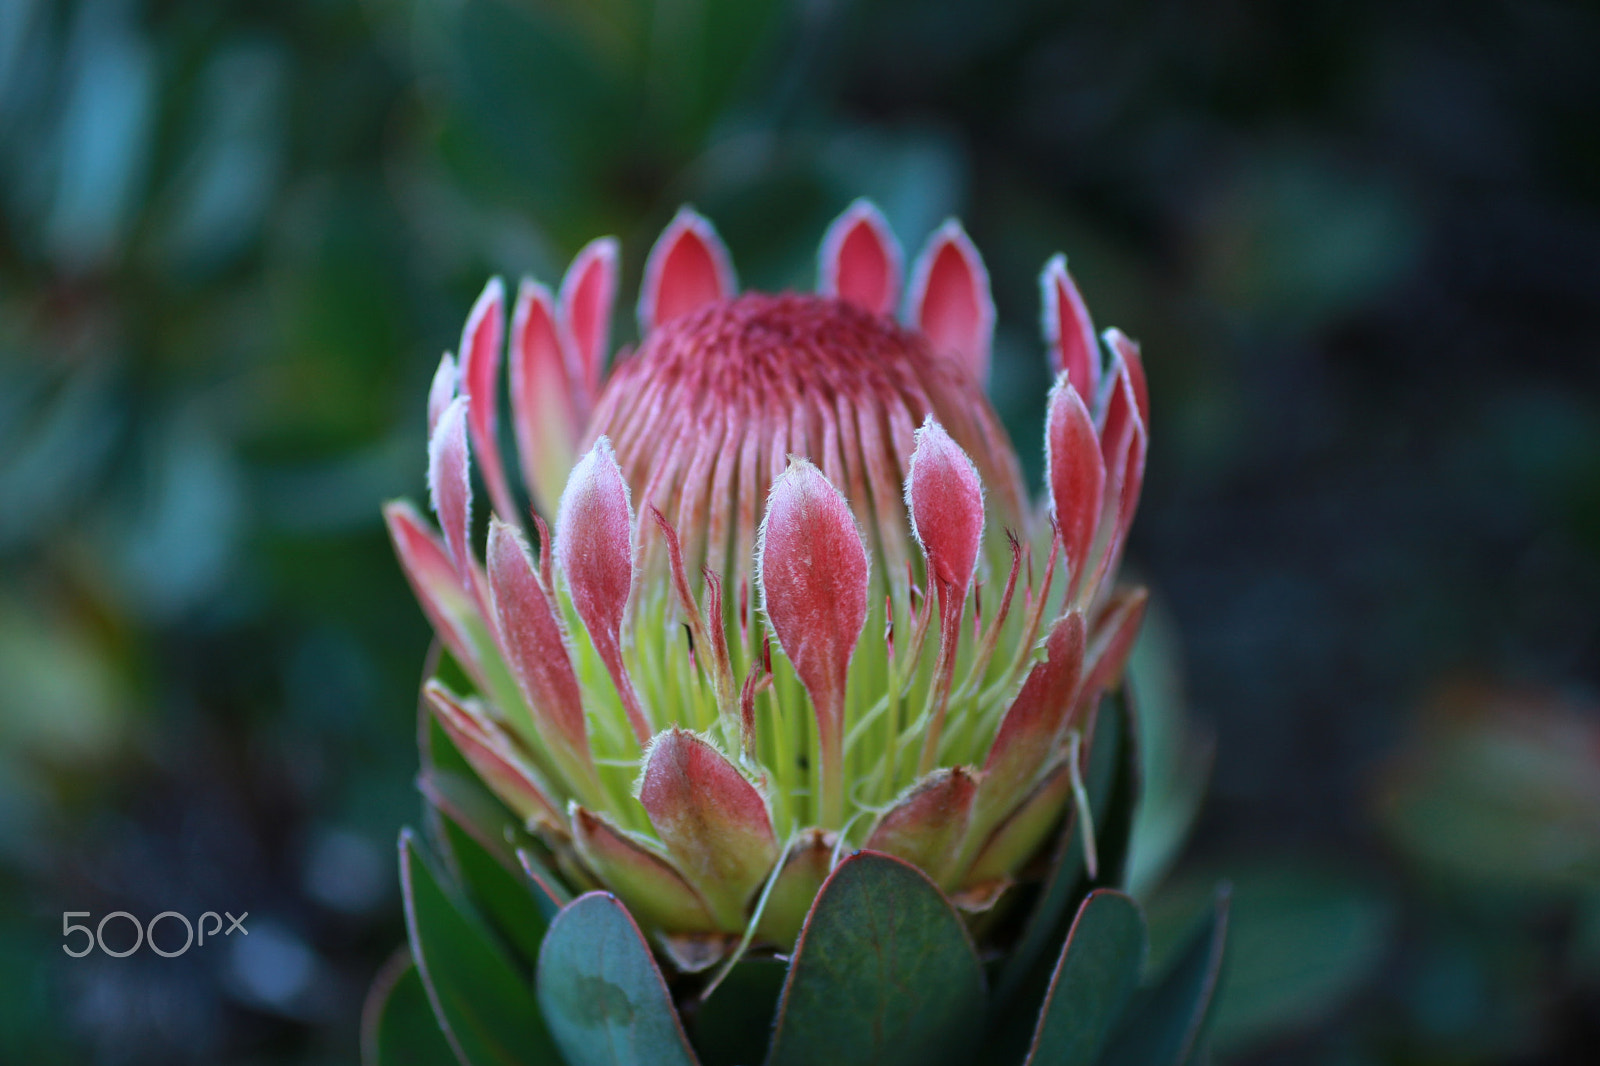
[{"left": 387, "top": 201, "right": 1151, "bottom": 959}]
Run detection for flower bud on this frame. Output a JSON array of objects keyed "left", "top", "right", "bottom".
[{"left": 388, "top": 203, "right": 1151, "bottom": 958}]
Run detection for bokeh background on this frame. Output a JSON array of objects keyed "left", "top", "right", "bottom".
[{"left": 2, "top": 0, "right": 1598, "bottom": 1062}]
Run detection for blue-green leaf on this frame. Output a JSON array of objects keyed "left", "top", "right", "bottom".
[
  {"left": 361, "top": 950, "right": 459, "bottom": 1066},
  {"left": 536, "top": 892, "right": 699, "bottom": 1066},
  {"left": 766, "top": 851, "right": 985, "bottom": 1066},
  {"left": 1089, "top": 689, "right": 1142, "bottom": 892},
  {"left": 364, "top": 947, "right": 464, "bottom": 1062},
  {"left": 1098, "top": 885, "right": 1230, "bottom": 1066},
  {"left": 400, "top": 829, "right": 561, "bottom": 1066},
  {"left": 1025, "top": 890, "right": 1148, "bottom": 1066},
  {"left": 438, "top": 809, "right": 550, "bottom": 966}
]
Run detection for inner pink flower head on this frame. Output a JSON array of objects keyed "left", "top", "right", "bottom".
[{"left": 593, "top": 289, "right": 1026, "bottom": 603}]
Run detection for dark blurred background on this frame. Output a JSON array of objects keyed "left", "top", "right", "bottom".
[{"left": 2, "top": 0, "right": 1597, "bottom": 1062}]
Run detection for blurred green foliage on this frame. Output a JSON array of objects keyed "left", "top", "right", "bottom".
[{"left": 2, "top": 0, "right": 1598, "bottom": 1063}]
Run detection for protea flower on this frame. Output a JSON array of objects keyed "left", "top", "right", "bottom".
[{"left": 385, "top": 201, "right": 1150, "bottom": 962}]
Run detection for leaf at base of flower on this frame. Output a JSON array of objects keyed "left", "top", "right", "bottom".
[
  {"left": 767, "top": 851, "right": 985, "bottom": 1066},
  {"left": 360, "top": 949, "right": 457, "bottom": 1066},
  {"left": 398, "top": 829, "right": 560, "bottom": 1066},
  {"left": 1098, "top": 885, "right": 1230, "bottom": 1066},
  {"left": 434, "top": 806, "right": 550, "bottom": 967},
  {"left": 1024, "top": 889, "right": 1147, "bottom": 1066},
  {"left": 691, "top": 957, "right": 788, "bottom": 1066},
  {"left": 514, "top": 848, "right": 571, "bottom": 919},
  {"left": 538, "top": 892, "right": 702, "bottom": 1066}
]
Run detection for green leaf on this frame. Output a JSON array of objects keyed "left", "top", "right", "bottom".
[
  {"left": 516, "top": 846, "right": 573, "bottom": 921},
  {"left": 766, "top": 851, "right": 985, "bottom": 1066},
  {"left": 400, "top": 829, "right": 561, "bottom": 1066},
  {"left": 1024, "top": 890, "right": 1148, "bottom": 1066},
  {"left": 689, "top": 957, "right": 787, "bottom": 1066},
  {"left": 439, "top": 810, "right": 550, "bottom": 966},
  {"left": 1099, "top": 885, "right": 1230, "bottom": 1066},
  {"left": 421, "top": 766, "right": 522, "bottom": 862},
  {"left": 536, "top": 892, "right": 700, "bottom": 1066},
  {"left": 362, "top": 950, "right": 459, "bottom": 1066},
  {"left": 1088, "top": 688, "right": 1142, "bottom": 892}
]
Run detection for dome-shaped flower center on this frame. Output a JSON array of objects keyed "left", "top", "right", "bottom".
[{"left": 589, "top": 293, "right": 1026, "bottom": 609}]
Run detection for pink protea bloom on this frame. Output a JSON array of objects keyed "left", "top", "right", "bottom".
[{"left": 387, "top": 201, "right": 1150, "bottom": 961}]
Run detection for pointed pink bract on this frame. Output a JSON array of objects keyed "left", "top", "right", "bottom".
[
  {"left": 459, "top": 277, "right": 516, "bottom": 522},
  {"left": 1080, "top": 588, "right": 1147, "bottom": 706},
  {"left": 758, "top": 458, "right": 868, "bottom": 825},
  {"left": 865, "top": 767, "right": 977, "bottom": 886},
  {"left": 909, "top": 418, "right": 985, "bottom": 773},
  {"left": 983, "top": 610, "right": 1088, "bottom": 789},
  {"left": 560, "top": 236, "right": 619, "bottom": 403},
  {"left": 908, "top": 417, "right": 985, "bottom": 605},
  {"left": 1116, "top": 417, "right": 1148, "bottom": 550},
  {"left": 427, "top": 352, "right": 457, "bottom": 437},
  {"left": 909, "top": 220, "right": 994, "bottom": 385},
  {"left": 384, "top": 500, "right": 478, "bottom": 672},
  {"left": 758, "top": 460, "right": 870, "bottom": 718},
  {"left": 1093, "top": 347, "right": 1148, "bottom": 584},
  {"left": 1105, "top": 328, "right": 1149, "bottom": 430},
  {"left": 569, "top": 807, "right": 719, "bottom": 933},
  {"left": 639, "top": 729, "right": 778, "bottom": 924},
  {"left": 638, "top": 207, "right": 736, "bottom": 333},
  {"left": 1042, "top": 255, "right": 1100, "bottom": 401},
  {"left": 1046, "top": 375, "right": 1106, "bottom": 596},
  {"left": 556, "top": 437, "right": 651, "bottom": 744},
  {"left": 819, "top": 199, "right": 902, "bottom": 317},
  {"left": 425, "top": 682, "right": 563, "bottom": 829},
  {"left": 510, "top": 279, "right": 581, "bottom": 518},
  {"left": 427, "top": 397, "right": 475, "bottom": 591},
  {"left": 1098, "top": 344, "right": 1140, "bottom": 466},
  {"left": 486, "top": 517, "right": 592, "bottom": 789}
]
